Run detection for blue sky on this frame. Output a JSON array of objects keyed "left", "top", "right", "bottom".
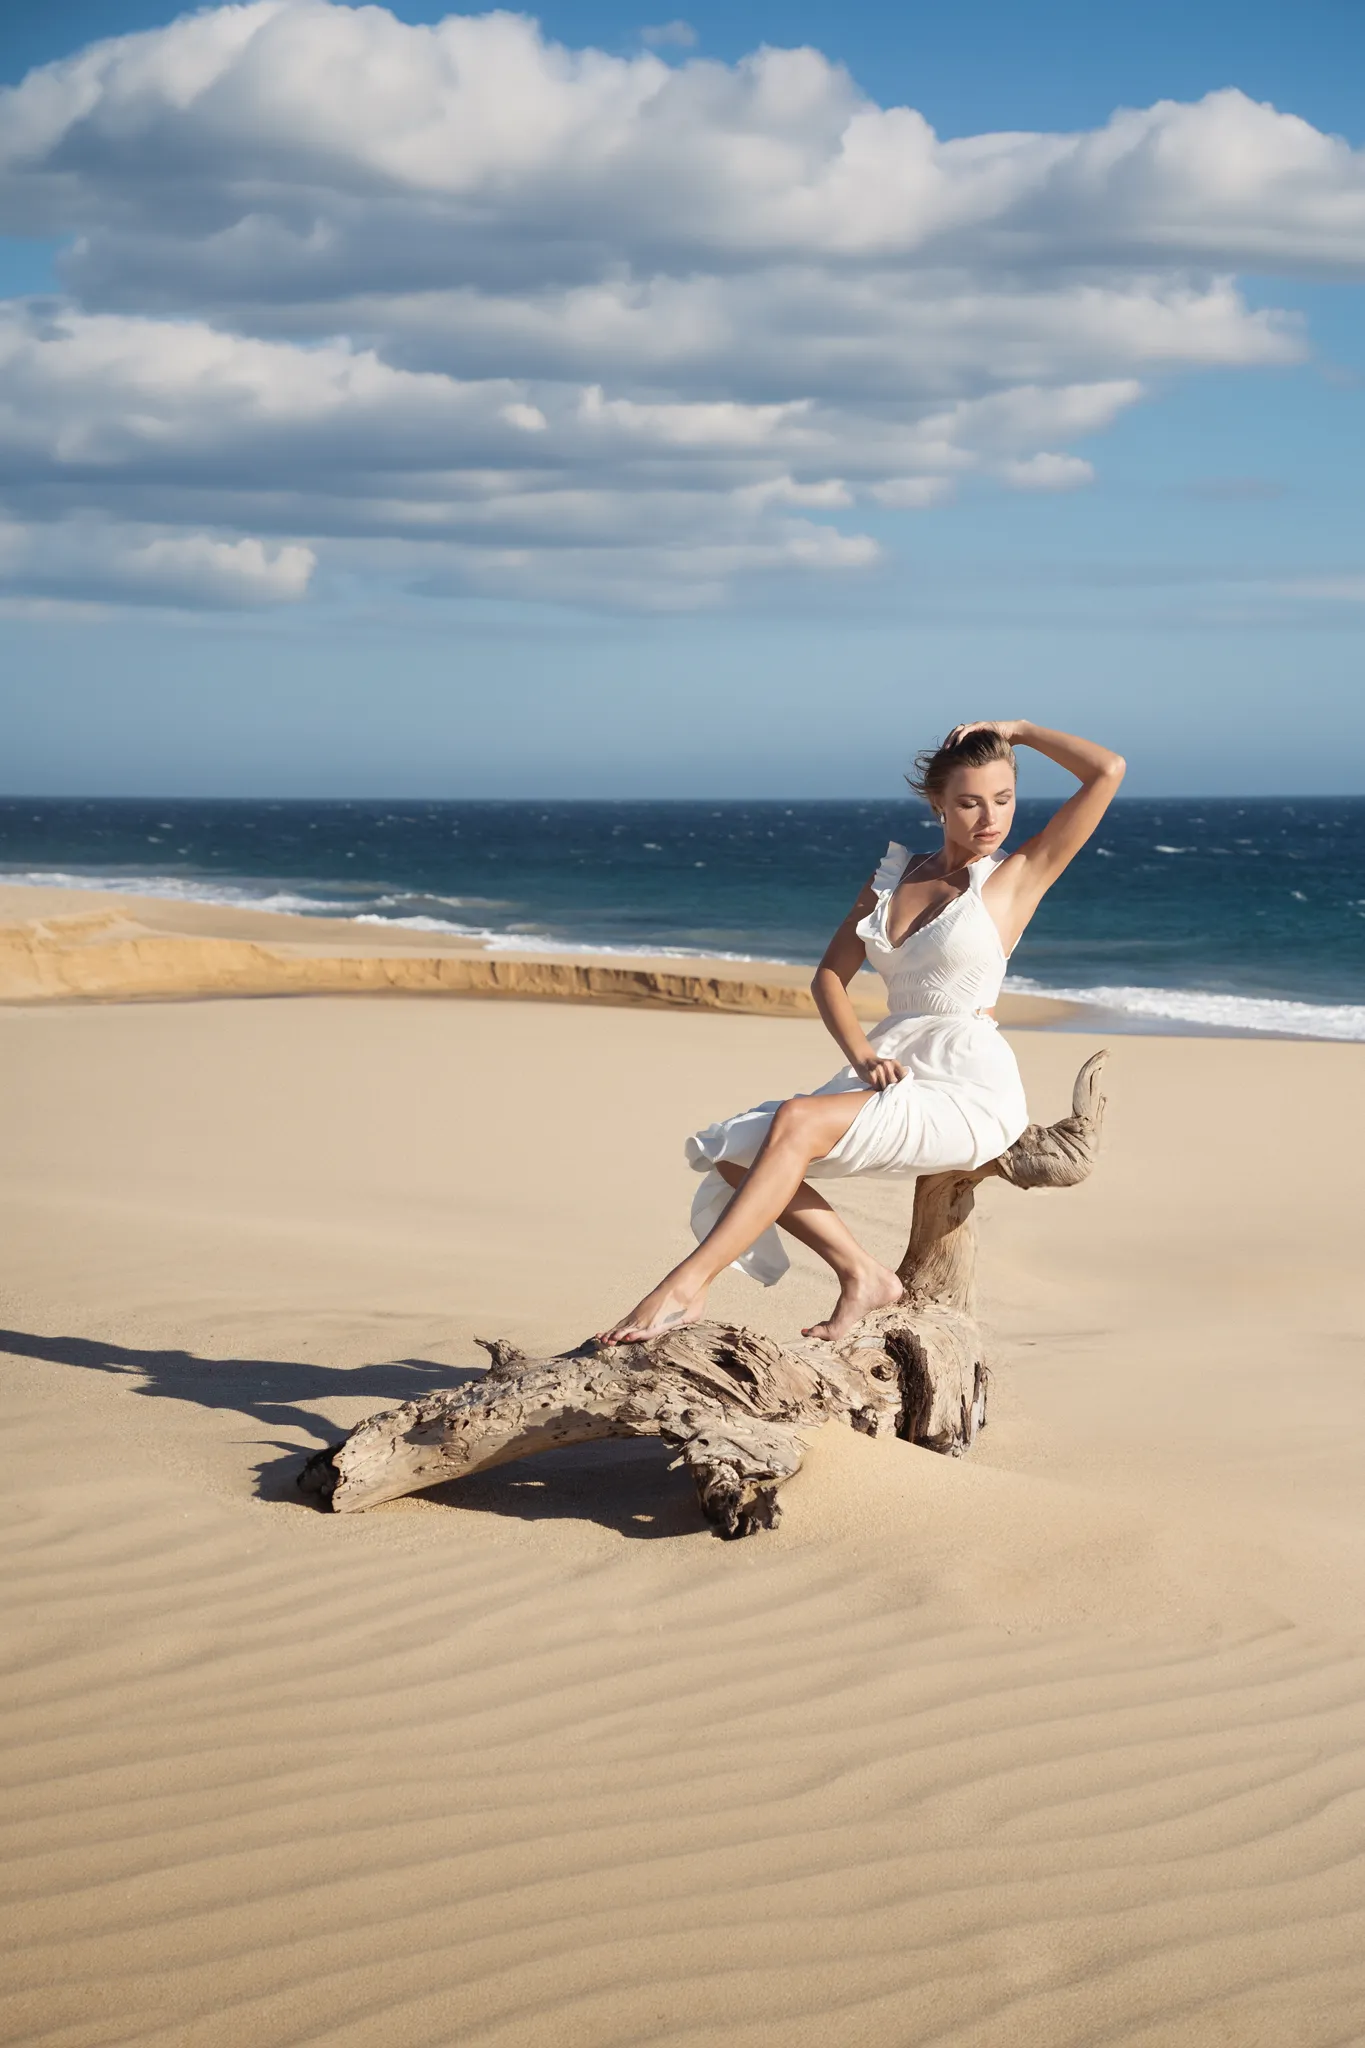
[{"left": 1, "top": 0, "right": 1363, "bottom": 797}]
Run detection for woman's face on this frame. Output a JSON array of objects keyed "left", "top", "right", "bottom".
[{"left": 937, "top": 761, "right": 1016, "bottom": 855}]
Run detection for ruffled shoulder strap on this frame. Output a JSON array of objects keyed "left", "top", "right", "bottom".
[
  {"left": 869, "top": 841, "right": 911, "bottom": 896},
  {"left": 855, "top": 841, "right": 911, "bottom": 952}
]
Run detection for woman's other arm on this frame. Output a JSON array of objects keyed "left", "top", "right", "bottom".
[
  {"left": 1005, "top": 721, "right": 1126, "bottom": 880},
  {"left": 811, "top": 887, "right": 905, "bottom": 1091}
]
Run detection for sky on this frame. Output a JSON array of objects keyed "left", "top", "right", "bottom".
[{"left": 1, "top": 0, "right": 1363, "bottom": 797}]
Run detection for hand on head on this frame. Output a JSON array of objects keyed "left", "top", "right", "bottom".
[{"left": 944, "top": 719, "right": 1018, "bottom": 748}]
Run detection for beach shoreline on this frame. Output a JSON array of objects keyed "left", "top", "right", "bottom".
[
  {"left": 0, "top": 878, "right": 1083, "bottom": 1027},
  {"left": 5, "top": 793, "right": 1363, "bottom": 1043},
  {"left": 1, "top": 877, "right": 1336, "bottom": 1039}
]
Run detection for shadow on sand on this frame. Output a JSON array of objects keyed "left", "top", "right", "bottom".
[{"left": 0, "top": 1326, "right": 699, "bottom": 1539}]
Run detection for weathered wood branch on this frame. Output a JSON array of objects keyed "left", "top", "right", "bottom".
[
  {"left": 898, "top": 1049, "right": 1109, "bottom": 1311},
  {"left": 299, "top": 1050, "right": 1109, "bottom": 1536}
]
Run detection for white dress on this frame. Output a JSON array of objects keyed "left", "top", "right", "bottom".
[{"left": 686, "top": 843, "right": 1030, "bottom": 1285}]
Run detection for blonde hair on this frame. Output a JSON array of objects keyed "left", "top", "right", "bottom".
[{"left": 907, "top": 729, "right": 1016, "bottom": 811}]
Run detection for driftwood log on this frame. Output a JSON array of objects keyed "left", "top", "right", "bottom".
[{"left": 300, "top": 1051, "right": 1108, "bottom": 1537}]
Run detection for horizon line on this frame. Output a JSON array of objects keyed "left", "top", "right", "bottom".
[{"left": 2, "top": 791, "right": 1363, "bottom": 807}]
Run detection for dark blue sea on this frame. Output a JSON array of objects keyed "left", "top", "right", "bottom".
[{"left": 2, "top": 796, "right": 1363, "bottom": 1039}]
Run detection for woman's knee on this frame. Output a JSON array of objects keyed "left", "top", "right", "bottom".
[
  {"left": 771, "top": 1088, "right": 868, "bottom": 1162},
  {"left": 770, "top": 1095, "right": 821, "bottom": 1147}
]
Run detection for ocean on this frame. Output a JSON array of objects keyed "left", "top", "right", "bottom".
[{"left": 2, "top": 795, "right": 1363, "bottom": 1040}]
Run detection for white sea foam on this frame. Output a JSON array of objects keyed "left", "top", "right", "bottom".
[
  {"left": 364, "top": 919, "right": 775, "bottom": 964},
  {"left": 356, "top": 914, "right": 763, "bottom": 957},
  {"left": 1007, "top": 977, "right": 1365, "bottom": 1041},
  {"left": 352, "top": 912, "right": 476, "bottom": 934},
  {"left": 355, "top": 922, "right": 767, "bottom": 964},
  {"left": 1, "top": 869, "right": 768, "bottom": 961},
  {"left": 476, "top": 929, "right": 766, "bottom": 963},
  {"left": 2, "top": 868, "right": 361, "bottom": 914},
  {"left": 3, "top": 869, "right": 512, "bottom": 919},
  {"left": 365, "top": 891, "right": 508, "bottom": 911}
]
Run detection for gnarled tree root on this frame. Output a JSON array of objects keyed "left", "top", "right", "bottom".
[{"left": 299, "top": 1051, "right": 1108, "bottom": 1536}]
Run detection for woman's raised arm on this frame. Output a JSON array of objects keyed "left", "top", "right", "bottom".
[{"left": 951, "top": 718, "right": 1125, "bottom": 893}]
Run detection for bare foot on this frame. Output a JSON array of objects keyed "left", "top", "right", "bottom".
[
  {"left": 802, "top": 1263, "right": 904, "bottom": 1343},
  {"left": 595, "top": 1280, "right": 709, "bottom": 1346}
]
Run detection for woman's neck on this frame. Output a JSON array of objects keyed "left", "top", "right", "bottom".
[{"left": 938, "top": 834, "right": 991, "bottom": 872}]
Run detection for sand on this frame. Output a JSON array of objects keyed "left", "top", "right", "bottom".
[
  {"left": 2, "top": 974, "right": 1365, "bottom": 2043},
  {"left": 0, "top": 881, "right": 1077, "bottom": 1026}
]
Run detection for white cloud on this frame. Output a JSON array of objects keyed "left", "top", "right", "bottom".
[
  {"left": 411, "top": 520, "right": 879, "bottom": 611},
  {"left": 0, "top": 519, "right": 315, "bottom": 606},
  {"left": 0, "top": 3, "right": 1359, "bottom": 608},
  {"left": 4, "top": 13, "right": 1361, "bottom": 275},
  {"left": 735, "top": 476, "right": 853, "bottom": 509},
  {"left": 1000, "top": 452, "right": 1096, "bottom": 491},
  {"left": 641, "top": 21, "right": 697, "bottom": 50},
  {"left": 869, "top": 477, "right": 954, "bottom": 508},
  {"left": 0, "top": 306, "right": 890, "bottom": 605},
  {"left": 499, "top": 401, "right": 548, "bottom": 431},
  {"left": 575, "top": 383, "right": 809, "bottom": 447}
]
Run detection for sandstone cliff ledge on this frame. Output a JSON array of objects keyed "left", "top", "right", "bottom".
[{"left": 0, "top": 884, "right": 1075, "bottom": 1026}]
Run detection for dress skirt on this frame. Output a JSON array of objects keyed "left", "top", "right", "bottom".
[{"left": 686, "top": 1009, "right": 1029, "bottom": 1286}]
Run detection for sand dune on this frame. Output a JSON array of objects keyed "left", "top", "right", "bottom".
[
  {"left": 2, "top": 996, "right": 1364, "bottom": 2045},
  {"left": 0, "top": 881, "right": 1074, "bottom": 1026}
]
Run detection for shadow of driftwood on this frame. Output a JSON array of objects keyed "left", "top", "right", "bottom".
[
  {"left": 422, "top": 1440, "right": 703, "bottom": 1540},
  {"left": 0, "top": 1325, "right": 703, "bottom": 1535}
]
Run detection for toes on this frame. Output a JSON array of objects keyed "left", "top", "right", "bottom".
[{"left": 596, "top": 1313, "right": 651, "bottom": 1344}]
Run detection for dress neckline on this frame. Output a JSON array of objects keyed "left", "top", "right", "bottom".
[{"left": 885, "top": 851, "right": 1005, "bottom": 956}]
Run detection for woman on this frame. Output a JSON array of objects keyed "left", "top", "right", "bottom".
[{"left": 598, "top": 718, "right": 1124, "bottom": 1346}]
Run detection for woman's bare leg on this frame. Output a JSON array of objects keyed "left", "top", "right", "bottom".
[
  {"left": 714, "top": 1162, "right": 904, "bottom": 1342},
  {"left": 596, "top": 1092, "right": 903, "bottom": 1344},
  {"left": 714, "top": 1160, "right": 863, "bottom": 1268}
]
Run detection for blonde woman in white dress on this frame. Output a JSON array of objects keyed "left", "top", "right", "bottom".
[{"left": 598, "top": 719, "right": 1125, "bottom": 1346}]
